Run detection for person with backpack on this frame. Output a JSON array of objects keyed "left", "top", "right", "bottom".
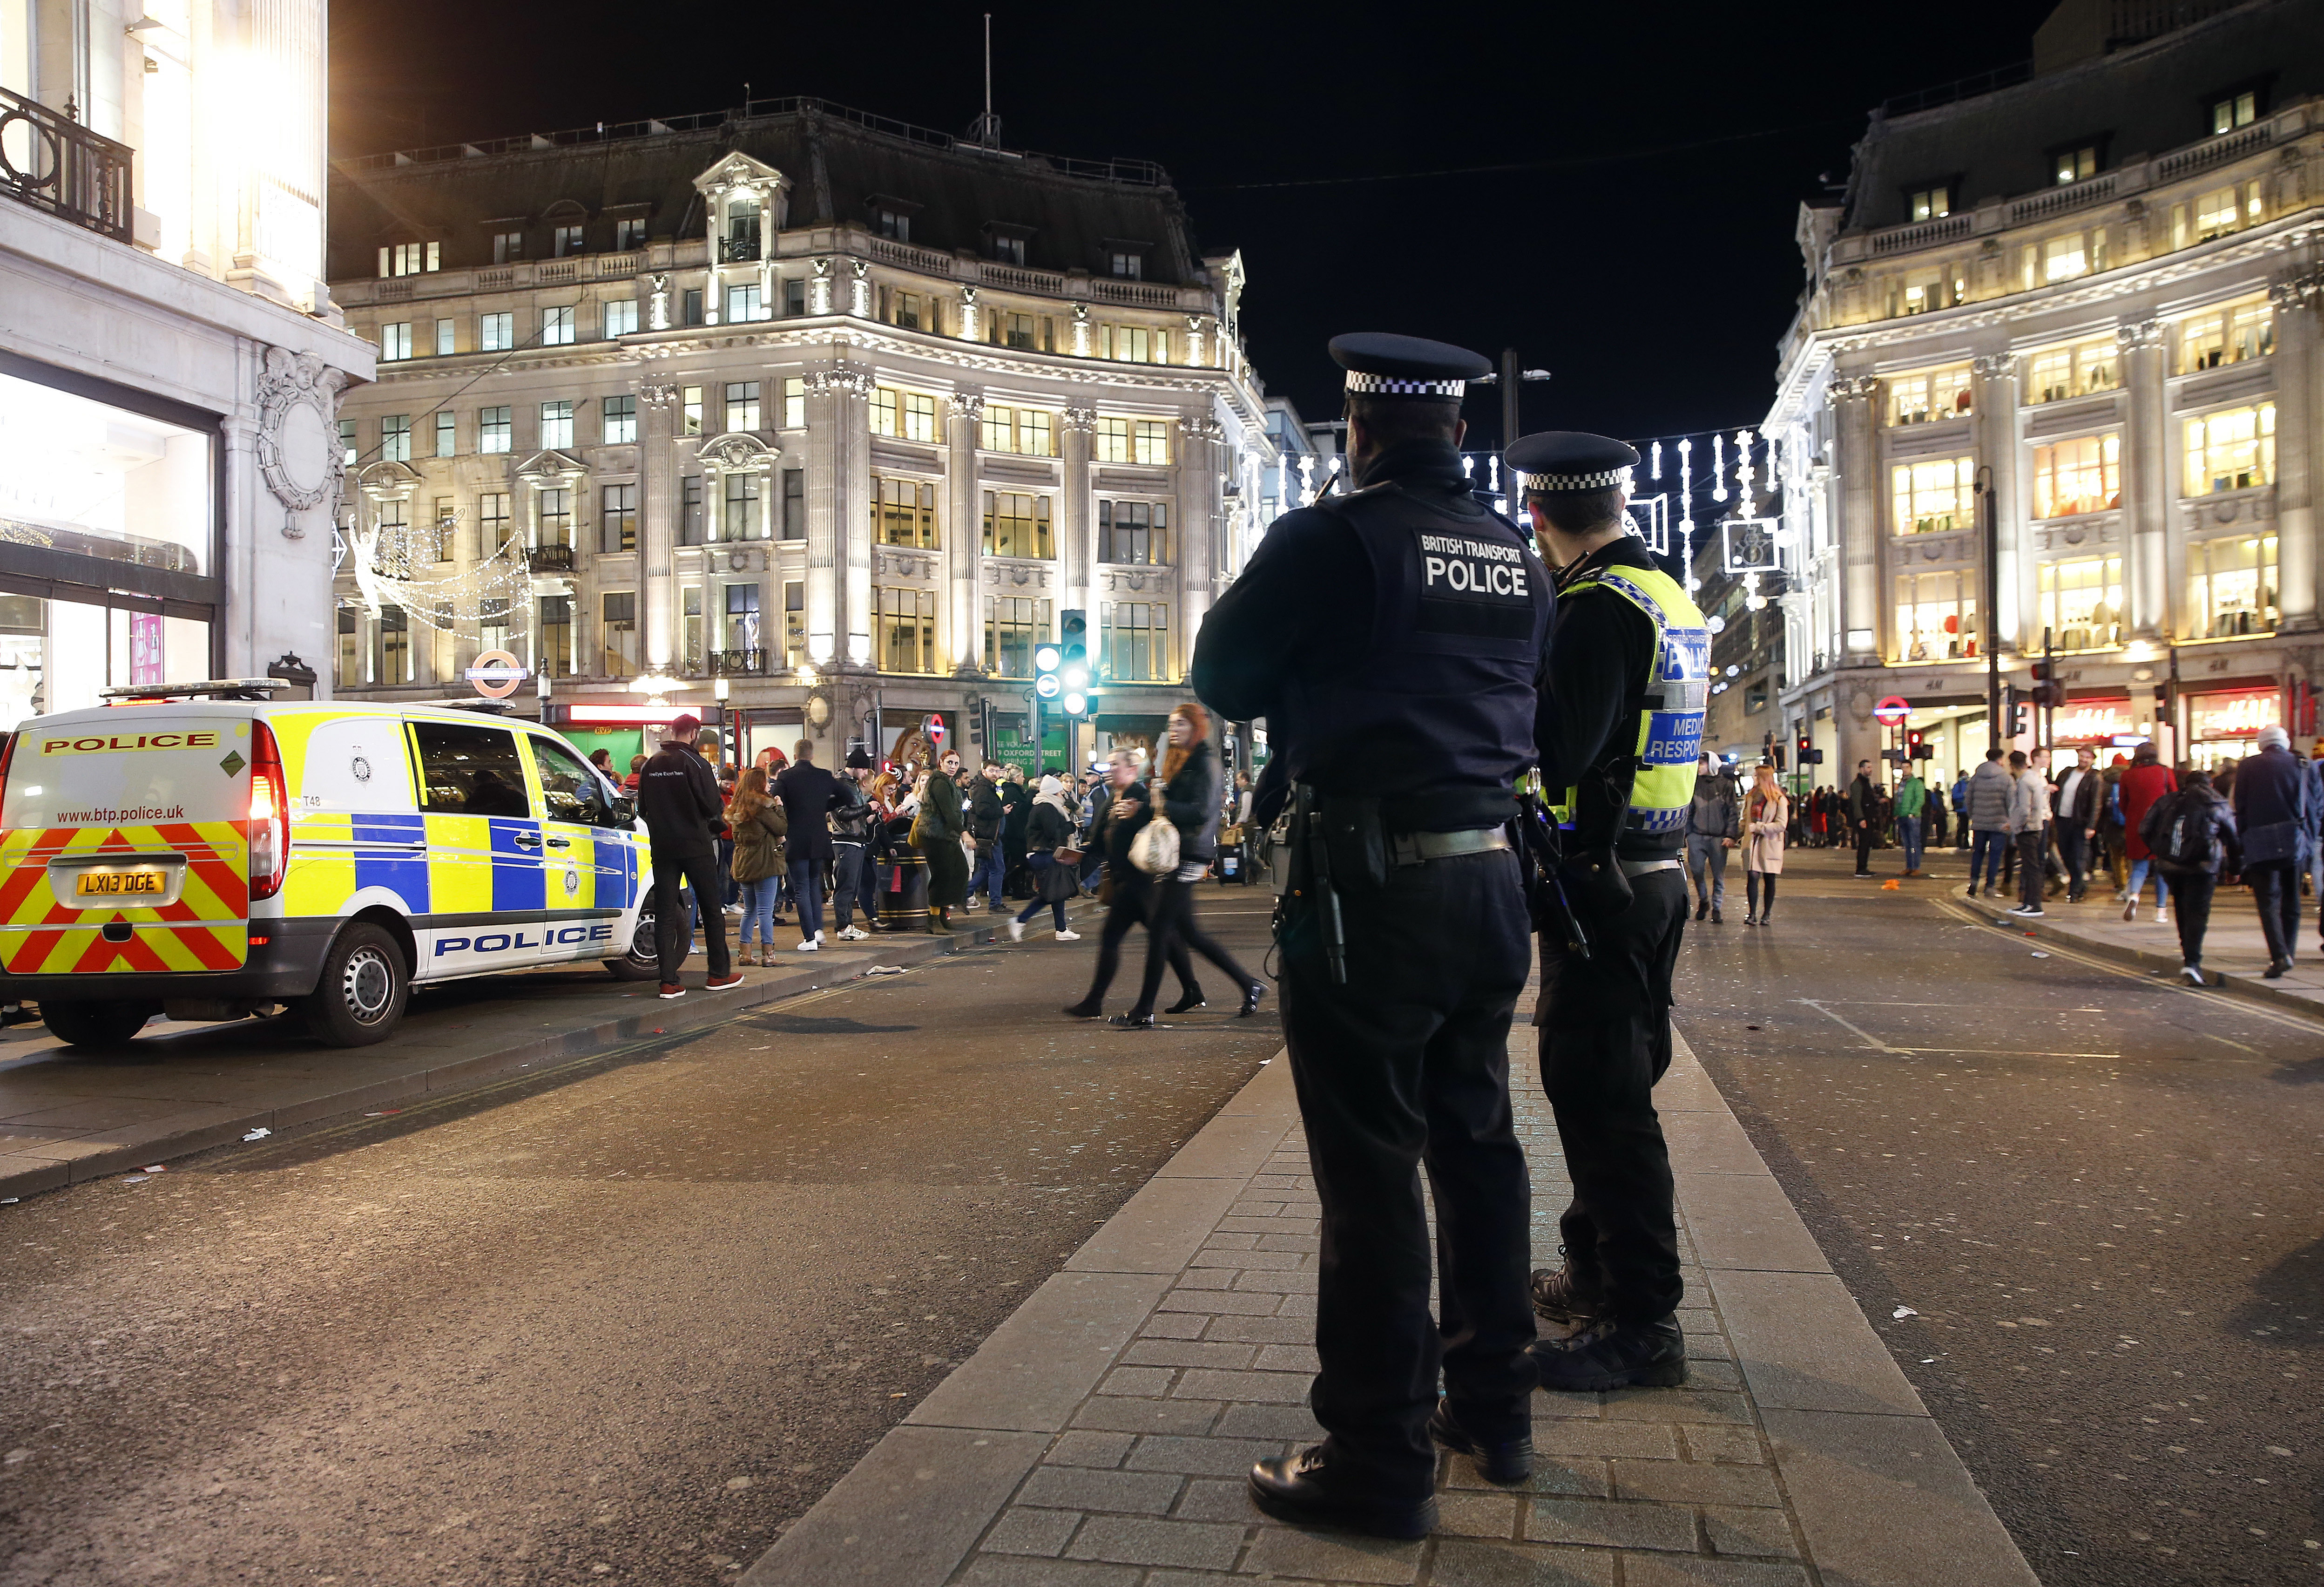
[
  {"left": 2145, "top": 769, "right": 2240, "bottom": 986},
  {"left": 2118, "top": 743, "right": 2177, "bottom": 923},
  {"left": 2231, "top": 725, "right": 2308, "bottom": 977}
]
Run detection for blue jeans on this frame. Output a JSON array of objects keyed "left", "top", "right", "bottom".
[
  {"left": 972, "top": 840, "right": 1008, "bottom": 909},
  {"left": 1970, "top": 829, "right": 2011, "bottom": 892},
  {"left": 1015, "top": 854, "right": 1068, "bottom": 932},
  {"left": 2125, "top": 856, "right": 2171, "bottom": 910},
  {"left": 789, "top": 857, "right": 825, "bottom": 942},
  {"left": 1897, "top": 814, "right": 1923, "bottom": 871},
  {"left": 737, "top": 875, "right": 779, "bottom": 946}
]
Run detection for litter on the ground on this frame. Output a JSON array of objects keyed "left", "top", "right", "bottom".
[
  {"left": 240, "top": 1127, "right": 271, "bottom": 1142},
  {"left": 142, "top": 1165, "right": 164, "bottom": 1173},
  {"left": 864, "top": 965, "right": 911, "bottom": 976},
  {"left": 1881, "top": 879, "right": 1900, "bottom": 891},
  {"left": 2031, "top": 951, "right": 2050, "bottom": 958},
  {"left": 1893, "top": 1305, "right": 1918, "bottom": 1319},
  {"left": 122, "top": 1174, "right": 149, "bottom": 1183}
]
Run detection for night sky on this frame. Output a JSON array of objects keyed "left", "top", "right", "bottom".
[{"left": 329, "top": 0, "right": 2061, "bottom": 444}]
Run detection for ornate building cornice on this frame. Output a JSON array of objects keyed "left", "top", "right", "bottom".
[{"left": 2115, "top": 317, "right": 2166, "bottom": 351}]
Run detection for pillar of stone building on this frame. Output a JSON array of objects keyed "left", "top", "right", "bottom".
[
  {"left": 1971, "top": 352, "right": 2023, "bottom": 654},
  {"left": 2270, "top": 269, "right": 2323, "bottom": 631},
  {"left": 1062, "top": 406, "right": 1096, "bottom": 620},
  {"left": 804, "top": 366, "right": 841, "bottom": 664},
  {"left": 757, "top": 188, "right": 777, "bottom": 317},
  {"left": 948, "top": 390, "right": 985, "bottom": 674},
  {"left": 1827, "top": 376, "right": 1881, "bottom": 659},
  {"left": 831, "top": 363, "right": 874, "bottom": 666},
  {"left": 1176, "top": 416, "right": 1221, "bottom": 658},
  {"left": 703, "top": 190, "right": 723, "bottom": 325},
  {"left": 639, "top": 382, "right": 678, "bottom": 668},
  {"left": 2119, "top": 319, "right": 2170, "bottom": 639}
]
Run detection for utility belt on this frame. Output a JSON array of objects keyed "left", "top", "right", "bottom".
[{"left": 1273, "top": 783, "right": 1514, "bottom": 985}]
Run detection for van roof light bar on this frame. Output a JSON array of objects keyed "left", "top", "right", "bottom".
[{"left": 98, "top": 678, "right": 289, "bottom": 701}]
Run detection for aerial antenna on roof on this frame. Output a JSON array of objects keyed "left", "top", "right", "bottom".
[{"left": 967, "top": 14, "right": 1002, "bottom": 147}]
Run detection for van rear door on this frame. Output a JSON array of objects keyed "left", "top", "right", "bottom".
[{"left": 0, "top": 708, "right": 251, "bottom": 975}]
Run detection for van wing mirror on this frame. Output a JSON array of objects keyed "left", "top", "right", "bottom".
[{"left": 608, "top": 795, "right": 637, "bottom": 827}]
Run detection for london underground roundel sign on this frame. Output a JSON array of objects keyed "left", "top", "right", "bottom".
[
  {"left": 1873, "top": 694, "right": 1911, "bottom": 726},
  {"left": 467, "top": 649, "right": 527, "bottom": 700}
]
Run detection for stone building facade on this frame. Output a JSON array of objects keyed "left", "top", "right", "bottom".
[
  {"left": 1763, "top": 0, "right": 2324, "bottom": 779},
  {"left": 324, "top": 100, "right": 1275, "bottom": 770}
]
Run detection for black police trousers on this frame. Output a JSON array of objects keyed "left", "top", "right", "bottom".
[
  {"left": 1538, "top": 867, "right": 1687, "bottom": 1322},
  {"left": 1279, "top": 847, "right": 1535, "bottom": 1498}
]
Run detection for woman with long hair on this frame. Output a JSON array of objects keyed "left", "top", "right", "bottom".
[
  {"left": 1742, "top": 761, "right": 1789, "bottom": 927},
  {"left": 726, "top": 767, "right": 788, "bottom": 965},
  {"left": 1063, "top": 750, "right": 1200, "bottom": 1018},
  {"left": 1114, "top": 703, "right": 1266, "bottom": 1029}
]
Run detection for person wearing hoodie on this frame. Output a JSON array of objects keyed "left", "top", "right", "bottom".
[
  {"left": 2118, "top": 742, "right": 2176, "bottom": 923},
  {"left": 1951, "top": 768, "right": 1972, "bottom": 849},
  {"left": 1007, "top": 774, "right": 1086, "bottom": 942},
  {"left": 1965, "top": 748, "right": 2016, "bottom": 897},
  {"left": 1683, "top": 753, "right": 1739, "bottom": 924},
  {"left": 2146, "top": 768, "right": 2240, "bottom": 985}
]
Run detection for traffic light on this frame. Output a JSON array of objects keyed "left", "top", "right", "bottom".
[
  {"left": 2029, "top": 658, "right": 2064, "bottom": 709},
  {"left": 1796, "top": 734, "right": 1811, "bottom": 764},
  {"left": 1906, "top": 728, "right": 1932, "bottom": 760},
  {"left": 1034, "top": 637, "right": 1063, "bottom": 705},
  {"left": 2004, "top": 684, "right": 2028, "bottom": 739},
  {"left": 1058, "top": 608, "right": 1090, "bottom": 718}
]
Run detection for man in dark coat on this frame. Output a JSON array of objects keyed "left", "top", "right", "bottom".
[
  {"left": 967, "top": 761, "right": 1010, "bottom": 913},
  {"left": 776, "top": 739, "right": 838, "bottom": 950},
  {"left": 637, "top": 715, "right": 741, "bottom": 998},
  {"left": 2232, "top": 725, "right": 2309, "bottom": 976},
  {"left": 1845, "top": 760, "right": 1878, "bottom": 877}
]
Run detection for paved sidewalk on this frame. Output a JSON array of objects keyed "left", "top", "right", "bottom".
[
  {"left": 744, "top": 1018, "right": 2036, "bottom": 1587},
  {"left": 0, "top": 909, "right": 1056, "bottom": 1201}
]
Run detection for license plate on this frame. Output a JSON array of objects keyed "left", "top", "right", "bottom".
[{"left": 76, "top": 870, "right": 165, "bottom": 897}]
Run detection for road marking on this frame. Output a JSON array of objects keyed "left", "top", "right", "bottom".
[
  {"left": 1793, "top": 997, "right": 2119, "bottom": 1058},
  {"left": 1796, "top": 999, "right": 1898, "bottom": 1052}
]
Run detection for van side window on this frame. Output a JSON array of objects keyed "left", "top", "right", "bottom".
[
  {"left": 412, "top": 721, "right": 533, "bottom": 818},
  {"left": 530, "top": 734, "right": 608, "bottom": 824}
]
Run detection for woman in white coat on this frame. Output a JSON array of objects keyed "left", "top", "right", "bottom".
[{"left": 1743, "top": 761, "right": 1790, "bottom": 927}]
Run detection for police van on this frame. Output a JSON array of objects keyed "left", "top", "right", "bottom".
[{"left": 0, "top": 682, "right": 667, "bottom": 1050}]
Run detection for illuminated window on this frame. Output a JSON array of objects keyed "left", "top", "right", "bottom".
[
  {"left": 2183, "top": 404, "right": 2276, "bottom": 495},
  {"left": 871, "top": 387, "right": 898, "bottom": 437},
  {"left": 725, "top": 382, "right": 759, "bottom": 432},
  {"left": 982, "top": 492, "right": 1054, "bottom": 559},
  {"left": 604, "top": 299, "right": 638, "bottom": 338},
  {"left": 878, "top": 585, "right": 939, "bottom": 673},
  {"left": 2043, "top": 235, "right": 2087, "bottom": 282},
  {"left": 541, "top": 306, "right": 574, "bottom": 346},
  {"left": 681, "top": 586, "right": 702, "bottom": 673},
  {"left": 1908, "top": 186, "right": 1950, "bottom": 222},
  {"left": 480, "top": 406, "right": 511, "bottom": 454},
  {"left": 2038, "top": 557, "right": 2124, "bottom": 651},
  {"left": 599, "top": 484, "right": 636, "bottom": 553},
  {"left": 2026, "top": 338, "right": 2118, "bottom": 403},
  {"left": 536, "top": 488, "right": 573, "bottom": 549},
  {"left": 985, "top": 596, "right": 1052, "bottom": 677},
  {"left": 1134, "top": 420, "right": 1172, "bottom": 466},
  {"left": 1102, "top": 602, "right": 1170, "bottom": 681},
  {"left": 724, "top": 583, "right": 759, "bottom": 651},
  {"left": 601, "top": 395, "right": 636, "bottom": 445},
  {"left": 380, "top": 414, "right": 411, "bottom": 462},
  {"left": 480, "top": 312, "right": 513, "bottom": 352},
  {"left": 783, "top": 378, "right": 805, "bottom": 429},
  {"left": 888, "top": 290, "right": 923, "bottom": 331},
  {"left": 980, "top": 406, "right": 1056, "bottom": 456},
  {"left": 682, "top": 387, "right": 703, "bottom": 436},
  {"left": 378, "top": 322, "right": 412, "bottom": 361},
  {"left": 1896, "top": 266, "right": 1964, "bottom": 316},
  {"left": 724, "top": 283, "right": 763, "bottom": 323},
  {"left": 338, "top": 419, "right": 356, "bottom": 465},
  {"left": 2185, "top": 535, "right": 2277, "bottom": 639},
  {"left": 722, "top": 473, "right": 761, "bottom": 540},
  {"left": 1884, "top": 364, "right": 1972, "bottom": 426},
  {"left": 601, "top": 592, "right": 638, "bottom": 678},
  {"left": 873, "top": 475, "right": 939, "bottom": 549},
  {"left": 902, "top": 392, "right": 937, "bottom": 442},
  {"left": 2031, "top": 434, "right": 2121, "bottom": 519},
  {"left": 539, "top": 400, "right": 573, "bottom": 449},
  {"left": 2179, "top": 297, "right": 2273, "bottom": 372},
  {"left": 1099, "top": 500, "right": 1170, "bottom": 565},
  {"left": 435, "top": 318, "right": 455, "bottom": 356},
  {"left": 982, "top": 405, "right": 1015, "bottom": 452},
  {"left": 784, "top": 581, "right": 807, "bottom": 669},
  {"left": 1893, "top": 571, "right": 1978, "bottom": 662},
  {"left": 1890, "top": 456, "right": 1974, "bottom": 535},
  {"left": 434, "top": 413, "right": 456, "bottom": 459},
  {"left": 2053, "top": 146, "right": 2097, "bottom": 184},
  {"left": 378, "top": 242, "right": 439, "bottom": 277},
  {"left": 1098, "top": 324, "right": 1171, "bottom": 365},
  {"left": 2211, "top": 90, "right": 2256, "bottom": 134},
  {"left": 430, "top": 498, "right": 455, "bottom": 561},
  {"left": 479, "top": 493, "right": 510, "bottom": 551}
]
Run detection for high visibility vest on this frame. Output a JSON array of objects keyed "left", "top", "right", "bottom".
[{"left": 1551, "top": 563, "right": 1709, "bottom": 838}]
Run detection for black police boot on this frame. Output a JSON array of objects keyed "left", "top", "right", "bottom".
[
  {"left": 1426, "top": 1401, "right": 1533, "bottom": 1485},
  {"left": 1248, "top": 1446, "right": 1436, "bottom": 1539},
  {"left": 1529, "top": 1257, "right": 1604, "bottom": 1326},
  {"left": 1531, "top": 1314, "right": 1688, "bottom": 1393}
]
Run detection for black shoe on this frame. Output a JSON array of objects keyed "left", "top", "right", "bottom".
[
  {"left": 1426, "top": 1401, "right": 1533, "bottom": 1485},
  {"left": 1240, "top": 982, "right": 1267, "bottom": 1017},
  {"left": 1109, "top": 1012, "right": 1155, "bottom": 1030},
  {"left": 1529, "top": 1260, "right": 1604, "bottom": 1325},
  {"left": 1061, "top": 998, "right": 1105, "bottom": 1018},
  {"left": 1247, "top": 1448, "right": 1435, "bottom": 1540},
  {"left": 1164, "top": 990, "right": 1208, "bottom": 1014},
  {"left": 1531, "top": 1314, "right": 1688, "bottom": 1393},
  {"left": 1709, "top": 908, "right": 1722, "bottom": 924},
  {"left": 2265, "top": 959, "right": 2291, "bottom": 979},
  {"left": 1694, "top": 900, "right": 1709, "bottom": 922}
]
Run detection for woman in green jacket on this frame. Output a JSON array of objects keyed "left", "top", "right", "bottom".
[{"left": 912, "top": 750, "right": 972, "bottom": 931}]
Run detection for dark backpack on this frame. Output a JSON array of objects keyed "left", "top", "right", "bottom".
[{"left": 2143, "top": 792, "right": 2213, "bottom": 874}]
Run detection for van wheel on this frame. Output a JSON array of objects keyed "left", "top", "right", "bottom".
[
  {"left": 303, "top": 923, "right": 408, "bottom": 1047},
  {"left": 43, "top": 1000, "right": 158, "bottom": 1050},
  {"left": 605, "top": 900, "right": 676, "bottom": 982}
]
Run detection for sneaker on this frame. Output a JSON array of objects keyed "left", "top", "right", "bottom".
[
  {"left": 2182, "top": 963, "right": 2206, "bottom": 986},
  {"left": 796, "top": 940, "right": 820, "bottom": 953},
  {"left": 2122, "top": 899, "right": 2138, "bottom": 921},
  {"left": 704, "top": 971, "right": 745, "bottom": 991},
  {"left": 2007, "top": 904, "right": 2035, "bottom": 916},
  {"left": 814, "top": 929, "right": 827, "bottom": 944},
  {"left": 1007, "top": 919, "right": 1024, "bottom": 942},
  {"left": 838, "top": 925, "right": 869, "bottom": 941},
  {"left": 2157, "top": 909, "right": 2171, "bottom": 925},
  {"left": 1054, "top": 929, "right": 1081, "bottom": 942},
  {"left": 657, "top": 983, "right": 686, "bottom": 1000},
  {"left": 1531, "top": 1313, "right": 1688, "bottom": 1392},
  {"left": 2019, "top": 908, "right": 2047, "bottom": 918}
]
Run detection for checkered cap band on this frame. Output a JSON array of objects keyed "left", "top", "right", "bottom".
[
  {"left": 1344, "top": 372, "right": 1466, "bottom": 398},
  {"left": 1520, "top": 465, "right": 1634, "bottom": 494}
]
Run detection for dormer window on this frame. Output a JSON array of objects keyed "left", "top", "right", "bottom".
[
  {"left": 2211, "top": 89, "right": 2257, "bottom": 134},
  {"left": 613, "top": 217, "right": 646, "bottom": 250},
  {"left": 1907, "top": 186, "right": 1950, "bottom": 224},
  {"left": 378, "top": 241, "right": 439, "bottom": 277},
  {"left": 492, "top": 229, "right": 523, "bottom": 264},
  {"left": 553, "top": 224, "right": 584, "bottom": 257},
  {"left": 876, "top": 208, "right": 910, "bottom": 242},
  {"left": 992, "top": 234, "right": 1026, "bottom": 266},
  {"left": 1110, "top": 252, "right": 1142, "bottom": 280},
  {"left": 2053, "top": 144, "right": 2098, "bottom": 185}
]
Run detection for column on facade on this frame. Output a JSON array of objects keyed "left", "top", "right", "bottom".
[
  {"left": 1061, "top": 407, "right": 1096, "bottom": 624},
  {"left": 1826, "top": 376, "right": 1881, "bottom": 659},
  {"left": 1176, "top": 416, "right": 1219, "bottom": 665},
  {"left": 1971, "top": 352, "right": 2022, "bottom": 656},
  {"left": 2270, "top": 270, "right": 2323, "bottom": 631},
  {"left": 703, "top": 187, "right": 723, "bottom": 325},
  {"left": 2119, "top": 319, "right": 2170, "bottom": 639},
  {"left": 757, "top": 185, "right": 777, "bottom": 315},
  {"left": 803, "top": 366, "right": 841, "bottom": 663},
  {"left": 948, "top": 390, "right": 984, "bottom": 674},
  {"left": 639, "top": 382, "right": 678, "bottom": 668},
  {"left": 834, "top": 365, "right": 874, "bottom": 665}
]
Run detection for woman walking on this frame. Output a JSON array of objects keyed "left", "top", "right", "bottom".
[
  {"left": 912, "top": 752, "right": 971, "bottom": 932},
  {"left": 2118, "top": 742, "right": 2178, "bottom": 923},
  {"left": 1064, "top": 750, "right": 1201, "bottom": 1018},
  {"left": 1115, "top": 704, "right": 1265, "bottom": 1029},
  {"left": 727, "top": 767, "right": 788, "bottom": 965},
  {"left": 1743, "top": 762, "right": 1790, "bottom": 926},
  {"left": 1009, "top": 774, "right": 1086, "bottom": 942}
]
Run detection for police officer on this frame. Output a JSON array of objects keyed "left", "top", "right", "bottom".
[
  {"left": 1192, "top": 333, "right": 1553, "bottom": 1538},
  {"left": 1507, "top": 430, "right": 1708, "bottom": 1391}
]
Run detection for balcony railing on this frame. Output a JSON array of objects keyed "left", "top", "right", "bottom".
[
  {"left": 0, "top": 86, "right": 133, "bottom": 242},
  {"left": 719, "top": 235, "right": 762, "bottom": 264},
  {"left": 526, "top": 544, "right": 575, "bottom": 573},
  {"left": 709, "top": 648, "right": 767, "bottom": 676}
]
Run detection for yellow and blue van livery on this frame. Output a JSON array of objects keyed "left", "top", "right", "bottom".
[{"left": 0, "top": 691, "right": 660, "bottom": 1049}]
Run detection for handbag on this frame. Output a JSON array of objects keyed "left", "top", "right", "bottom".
[{"left": 1130, "top": 806, "right": 1180, "bottom": 877}]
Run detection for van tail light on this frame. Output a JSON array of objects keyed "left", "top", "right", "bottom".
[{"left": 248, "top": 721, "right": 290, "bottom": 902}]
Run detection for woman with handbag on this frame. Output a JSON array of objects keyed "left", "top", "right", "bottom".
[
  {"left": 727, "top": 767, "right": 789, "bottom": 966},
  {"left": 1063, "top": 750, "right": 1202, "bottom": 1018},
  {"left": 1741, "top": 761, "right": 1789, "bottom": 927},
  {"left": 1007, "top": 774, "right": 1087, "bottom": 941},
  {"left": 1114, "top": 703, "right": 1266, "bottom": 1029}
]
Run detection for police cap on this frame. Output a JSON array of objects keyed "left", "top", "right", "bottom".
[
  {"left": 1329, "top": 332, "right": 1492, "bottom": 401},
  {"left": 1506, "top": 431, "right": 1641, "bottom": 495}
]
